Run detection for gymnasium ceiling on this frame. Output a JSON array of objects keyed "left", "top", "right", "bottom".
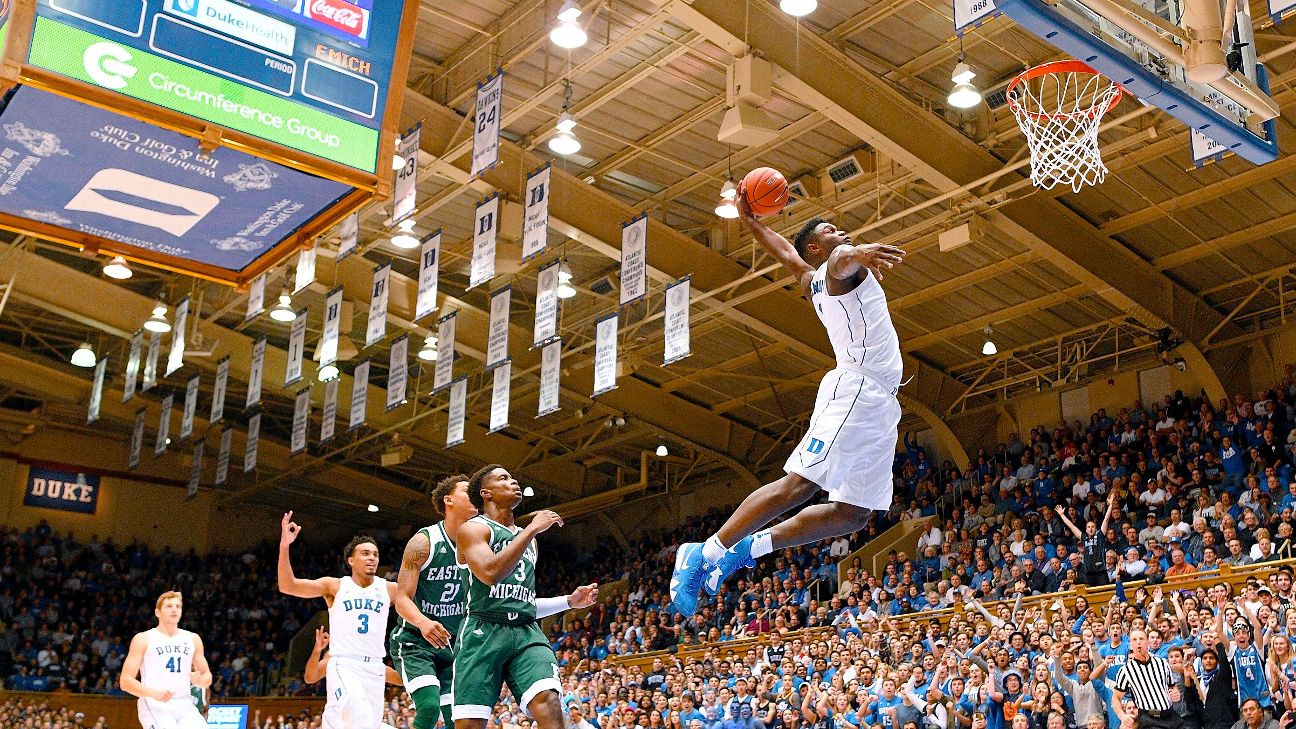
[{"left": 5, "top": 0, "right": 1296, "bottom": 527}]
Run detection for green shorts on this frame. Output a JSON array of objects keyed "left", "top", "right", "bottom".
[
  {"left": 451, "top": 616, "right": 561, "bottom": 720},
  {"left": 390, "top": 633, "right": 455, "bottom": 700}
]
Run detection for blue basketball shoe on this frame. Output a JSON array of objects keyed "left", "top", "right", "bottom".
[
  {"left": 668, "top": 542, "right": 708, "bottom": 618},
  {"left": 702, "top": 535, "right": 755, "bottom": 596}
]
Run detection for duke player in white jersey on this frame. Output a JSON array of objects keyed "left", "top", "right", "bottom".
[
  {"left": 119, "top": 591, "right": 212, "bottom": 729},
  {"left": 278, "top": 512, "right": 430, "bottom": 729},
  {"left": 670, "top": 196, "right": 907, "bottom": 617}
]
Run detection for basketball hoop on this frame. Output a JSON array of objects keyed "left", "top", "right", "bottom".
[{"left": 1006, "top": 61, "right": 1123, "bottom": 193}]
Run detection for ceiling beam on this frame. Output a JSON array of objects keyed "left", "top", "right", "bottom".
[
  {"left": 903, "top": 285, "right": 1090, "bottom": 352},
  {"left": 1154, "top": 208, "right": 1296, "bottom": 270}
]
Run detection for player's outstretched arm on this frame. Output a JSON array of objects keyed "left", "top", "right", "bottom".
[
  {"left": 277, "top": 511, "right": 339, "bottom": 599},
  {"left": 389, "top": 542, "right": 450, "bottom": 648},
  {"left": 190, "top": 634, "right": 213, "bottom": 689},
  {"left": 120, "top": 632, "right": 169, "bottom": 701},
  {"left": 536, "top": 583, "right": 600, "bottom": 618},
  {"left": 826, "top": 243, "right": 906, "bottom": 284},
  {"left": 737, "top": 197, "right": 814, "bottom": 289},
  {"left": 459, "top": 511, "right": 562, "bottom": 585}
]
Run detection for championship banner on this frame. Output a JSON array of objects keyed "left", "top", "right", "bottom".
[
  {"left": 472, "top": 70, "right": 503, "bottom": 176},
  {"left": 954, "top": 0, "right": 998, "bottom": 34},
  {"left": 187, "top": 441, "right": 204, "bottom": 499},
  {"left": 392, "top": 123, "right": 420, "bottom": 223},
  {"left": 166, "top": 297, "right": 188, "bottom": 376},
  {"left": 244, "top": 413, "right": 261, "bottom": 473},
  {"left": 285, "top": 308, "right": 308, "bottom": 386},
  {"left": 620, "top": 215, "right": 648, "bottom": 306},
  {"left": 386, "top": 335, "right": 409, "bottom": 411},
  {"left": 349, "top": 360, "right": 370, "bottom": 430},
  {"left": 366, "top": 263, "right": 391, "bottom": 348},
  {"left": 155, "top": 392, "right": 173, "bottom": 456},
  {"left": 486, "top": 286, "right": 511, "bottom": 369},
  {"left": 522, "top": 165, "right": 551, "bottom": 260},
  {"left": 593, "top": 313, "right": 619, "bottom": 396},
  {"left": 245, "top": 274, "right": 266, "bottom": 322},
  {"left": 490, "top": 361, "right": 511, "bottom": 432},
  {"left": 336, "top": 212, "right": 360, "bottom": 261},
  {"left": 211, "top": 356, "right": 230, "bottom": 424},
  {"left": 470, "top": 194, "right": 499, "bottom": 289},
  {"left": 26, "top": 466, "right": 100, "bottom": 515},
  {"left": 320, "top": 288, "right": 344, "bottom": 369},
  {"left": 129, "top": 408, "right": 145, "bottom": 470},
  {"left": 446, "top": 376, "right": 467, "bottom": 447},
  {"left": 538, "top": 340, "right": 561, "bottom": 417},
  {"left": 88, "top": 356, "right": 106, "bottom": 424},
  {"left": 433, "top": 312, "right": 456, "bottom": 392},
  {"left": 291, "top": 388, "right": 310, "bottom": 455},
  {"left": 1191, "top": 128, "right": 1229, "bottom": 167},
  {"left": 142, "top": 331, "right": 160, "bottom": 392},
  {"left": 293, "top": 247, "right": 317, "bottom": 294},
  {"left": 320, "top": 378, "right": 338, "bottom": 444},
  {"left": 215, "top": 428, "right": 232, "bottom": 486},
  {"left": 124, "top": 331, "right": 142, "bottom": 402},
  {"left": 663, "top": 277, "right": 692, "bottom": 365},
  {"left": 533, "top": 260, "right": 559, "bottom": 348},
  {"left": 415, "top": 230, "right": 441, "bottom": 322},
  {"left": 247, "top": 338, "right": 266, "bottom": 409},
  {"left": 180, "top": 375, "right": 199, "bottom": 440}
]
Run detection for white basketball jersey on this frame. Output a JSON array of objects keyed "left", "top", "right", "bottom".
[
  {"left": 328, "top": 576, "right": 389, "bottom": 659},
  {"left": 139, "top": 628, "right": 195, "bottom": 699},
  {"left": 808, "top": 261, "right": 902, "bottom": 388}
]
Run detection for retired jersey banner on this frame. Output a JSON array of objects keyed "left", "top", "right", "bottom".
[
  {"left": 538, "top": 340, "right": 561, "bottom": 417},
  {"left": 246, "top": 274, "right": 266, "bottom": 322},
  {"left": 434, "top": 312, "right": 456, "bottom": 392},
  {"left": 522, "top": 165, "right": 551, "bottom": 260},
  {"left": 155, "top": 393, "right": 174, "bottom": 456},
  {"left": 180, "top": 375, "right": 200, "bottom": 440},
  {"left": 244, "top": 413, "right": 261, "bottom": 473},
  {"left": 487, "top": 286, "right": 511, "bottom": 369},
  {"left": 416, "top": 231, "right": 441, "bottom": 322},
  {"left": 320, "top": 378, "right": 339, "bottom": 444},
  {"left": 142, "top": 331, "right": 161, "bottom": 392},
  {"left": 490, "top": 361, "right": 511, "bottom": 433},
  {"left": 336, "top": 212, "right": 360, "bottom": 261},
  {"left": 446, "top": 376, "right": 468, "bottom": 448},
  {"left": 533, "top": 260, "right": 560, "bottom": 348},
  {"left": 294, "top": 247, "right": 317, "bottom": 295},
  {"left": 166, "top": 297, "right": 188, "bottom": 377},
  {"left": 188, "top": 441, "right": 204, "bottom": 499},
  {"left": 470, "top": 195, "right": 499, "bottom": 289},
  {"left": 620, "top": 215, "right": 648, "bottom": 306},
  {"left": 392, "top": 123, "right": 421, "bottom": 224},
  {"left": 26, "top": 466, "right": 100, "bottom": 515},
  {"left": 129, "top": 409, "right": 145, "bottom": 470},
  {"left": 211, "top": 356, "right": 230, "bottom": 424},
  {"left": 386, "top": 335, "right": 409, "bottom": 412},
  {"left": 320, "top": 288, "right": 344, "bottom": 369},
  {"left": 88, "top": 356, "right": 106, "bottom": 424},
  {"left": 664, "top": 277, "right": 692, "bottom": 365},
  {"left": 472, "top": 71, "right": 503, "bottom": 176},
  {"left": 954, "top": 0, "right": 998, "bottom": 34},
  {"left": 366, "top": 263, "right": 391, "bottom": 348},
  {"left": 215, "top": 428, "right": 232, "bottom": 486},
  {"left": 285, "top": 308, "right": 308, "bottom": 386},
  {"left": 594, "top": 313, "right": 619, "bottom": 397},
  {"left": 247, "top": 338, "right": 266, "bottom": 409},
  {"left": 350, "top": 360, "right": 370, "bottom": 430},
  {"left": 291, "top": 388, "right": 310, "bottom": 455},
  {"left": 124, "top": 331, "right": 142, "bottom": 402}
]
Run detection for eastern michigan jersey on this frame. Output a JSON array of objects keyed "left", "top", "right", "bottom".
[
  {"left": 140, "top": 628, "right": 196, "bottom": 700},
  {"left": 328, "top": 576, "right": 390, "bottom": 659},
  {"left": 808, "top": 260, "right": 902, "bottom": 389},
  {"left": 465, "top": 516, "right": 536, "bottom": 625},
  {"left": 392, "top": 522, "right": 467, "bottom": 643}
]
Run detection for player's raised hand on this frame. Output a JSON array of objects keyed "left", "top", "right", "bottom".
[
  {"left": 569, "top": 583, "right": 600, "bottom": 609},
  {"left": 853, "top": 243, "right": 906, "bottom": 272},
  {"left": 421, "top": 619, "right": 451, "bottom": 648},
  {"left": 280, "top": 511, "right": 301, "bottom": 546},
  {"left": 529, "top": 510, "right": 564, "bottom": 534},
  {"left": 313, "top": 626, "right": 329, "bottom": 653}
]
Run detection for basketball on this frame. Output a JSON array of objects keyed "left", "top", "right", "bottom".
[{"left": 740, "top": 167, "right": 789, "bottom": 217}]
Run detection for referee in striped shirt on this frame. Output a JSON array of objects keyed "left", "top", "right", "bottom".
[{"left": 1113, "top": 629, "right": 1184, "bottom": 729}]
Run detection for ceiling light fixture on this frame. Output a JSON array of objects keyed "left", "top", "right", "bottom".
[
  {"left": 319, "top": 363, "right": 339, "bottom": 382},
  {"left": 522, "top": 486, "right": 535, "bottom": 497},
  {"left": 715, "top": 179, "right": 739, "bottom": 219},
  {"left": 391, "top": 218, "right": 419, "bottom": 249},
  {"left": 982, "top": 325, "right": 998, "bottom": 356},
  {"left": 270, "top": 290, "right": 296, "bottom": 323},
  {"left": 779, "top": 0, "right": 817, "bottom": 16},
  {"left": 947, "top": 53, "right": 983, "bottom": 109},
  {"left": 550, "top": 0, "right": 587, "bottom": 48},
  {"left": 548, "top": 80, "right": 581, "bottom": 156},
  {"left": 102, "top": 256, "right": 133, "bottom": 280},
  {"left": 417, "top": 336, "right": 438, "bottom": 361},
  {"left": 367, "top": 503, "right": 380, "bottom": 512},
  {"left": 144, "top": 302, "right": 171, "bottom": 333},
  {"left": 656, "top": 443, "right": 668, "bottom": 457},
  {"left": 391, "top": 154, "right": 406, "bottom": 171},
  {"left": 71, "top": 342, "right": 96, "bottom": 368},
  {"left": 556, "top": 263, "right": 576, "bottom": 299}
]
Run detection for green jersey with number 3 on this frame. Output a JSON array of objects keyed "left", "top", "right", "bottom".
[
  {"left": 393, "top": 522, "right": 467, "bottom": 643},
  {"left": 465, "top": 515, "right": 537, "bottom": 625}
]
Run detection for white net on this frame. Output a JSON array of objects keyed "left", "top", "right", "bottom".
[{"left": 1007, "top": 63, "right": 1121, "bottom": 193}]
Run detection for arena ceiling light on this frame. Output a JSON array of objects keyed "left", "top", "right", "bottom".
[
  {"left": 556, "top": 263, "right": 577, "bottom": 299},
  {"left": 982, "top": 325, "right": 998, "bottom": 356},
  {"left": 550, "top": 0, "right": 587, "bottom": 48},
  {"left": 780, "top": 0, "right": 817, "bottom": 16},
  {"left": 549, "top": 80, "right": 581, "bottom": 156},
  {"left": 391, "top": 154, "right": 406, "bottom": 171},
  {"left": 948, "top": 58, "right": 983, "bottom": 109},
  {"left": 417, "top": 335, "right": 438, "bottom": 361},
  {"left": 715, "top": 180, "right": 739, "bottom": 219},
  {"left": 70, "top": 342, "right": 96, "bottom": 368},
  {"left": 522, "top": 486, "right": 535, "bottom": 497},
  {"left": 102, "top": 255, "right": 133, "bottom": 280},
  {"left": 656, "top": 443, "right": 669, "bottom": 457},
  {"left": 391, "top": 218, "right": 419, "bottom": 249},
  {"left": 144, "top": 302, "right": 171, "bottom": 333},
  {"left": 367, "top": 504, "right": 380, "bottom": 512},
  {"left": 269, "top": 290, "right": 296, "bottom": 322},
  {"left": 318, "top": 363, "right": 339, "bottom": 382}
]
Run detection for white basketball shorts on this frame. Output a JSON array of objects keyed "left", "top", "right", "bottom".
[
  {"left": 784, "top": 366, "right": 900, "bottom": 511},
  {"left": 324, "top": 656, "right": 387, "bottom": 729},
  {"left": 137, "top": 698, "right": 207, "bottom": 729}
]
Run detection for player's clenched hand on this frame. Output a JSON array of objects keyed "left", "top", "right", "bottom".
[
  {"left": 528, "top": 510, "right": 564, "bottom": 534},
  {"left": 421, "top": 619, "right": 451, "bottom": 648},
  {"left": 569, "top": 583, "right": 599, "bottom": 609},
  {"left": 154, "top": 689, "right": 175, "bottom": 702},
  {"left": 280, "top": 511, "right": 302, "bottom": 546}
]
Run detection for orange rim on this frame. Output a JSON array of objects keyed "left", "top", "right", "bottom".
[{"left": 1006, "top": 60, "right": 1124, "bottom": 121}]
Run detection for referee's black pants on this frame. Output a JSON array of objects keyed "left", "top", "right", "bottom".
[{"left": 1137, "top": 709, "right": 1185, "bottom": 729}]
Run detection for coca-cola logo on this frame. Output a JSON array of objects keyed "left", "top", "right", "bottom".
[{"left": 307, "top": 0, "right": 367, "bottom": 36}]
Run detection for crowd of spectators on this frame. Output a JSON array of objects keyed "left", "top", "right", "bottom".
[{"left": 0, "top": 697, "right": 107, "bottom": 729}]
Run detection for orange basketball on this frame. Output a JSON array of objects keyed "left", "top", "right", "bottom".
[{"left": 740, "top": 167, "right": 789, "bottom": 217}]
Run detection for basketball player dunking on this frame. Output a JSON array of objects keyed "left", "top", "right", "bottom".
[
  {"left": 277, "top": 513, "right": 429, "bottom": 729},
  {"left": 119, "top": 591, "right": 213, "bottom": 729},
  {"left": 669, "top": 198, "right": 907, "bottom": 617}
]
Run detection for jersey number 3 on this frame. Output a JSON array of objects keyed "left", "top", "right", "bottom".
[{"left": 358, "top": 614, "right": 370, "bottom": 634}]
